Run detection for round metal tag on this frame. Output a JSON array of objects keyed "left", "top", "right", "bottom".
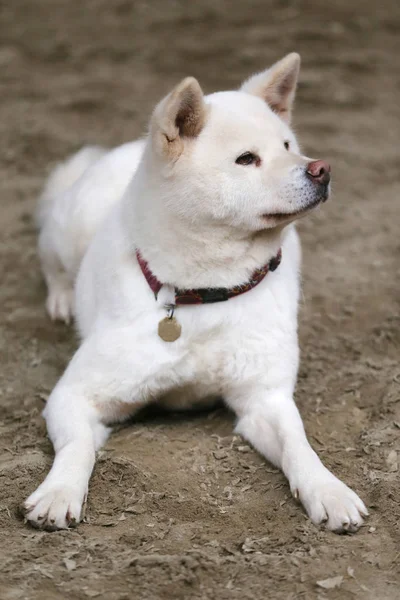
[{"left": 158, "top": 316, "right": 182, "bottom": 342}]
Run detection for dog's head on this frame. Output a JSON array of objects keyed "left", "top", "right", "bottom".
[{"left": 149, "top": 53, "right": 330, "bottom": 232}]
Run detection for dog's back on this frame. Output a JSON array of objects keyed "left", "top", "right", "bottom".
[{"left": 36, "top": 145, "right": 107, "bottom": 230}]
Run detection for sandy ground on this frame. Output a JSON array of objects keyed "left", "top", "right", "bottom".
[{"left": 0, "top": 1, "right": 399, "bottom": 598}]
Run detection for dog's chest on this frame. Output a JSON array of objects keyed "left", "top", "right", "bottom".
[{"left": 173, "top": 298, "right": 293, "bottom": 391}]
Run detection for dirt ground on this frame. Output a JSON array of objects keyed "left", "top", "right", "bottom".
[{"left": 0, "top": 0, "right": 399, "bottom": 598}]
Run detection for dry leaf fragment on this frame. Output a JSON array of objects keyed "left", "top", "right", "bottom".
[
  {"left": 316, "top": 575, "right": 343, "bottom": 589},
  {"left": 63, "top": 558, "right": 77, "bottom": 571},
  {"left": 125, "top": 505, "right": 144, "bottom": 514}
]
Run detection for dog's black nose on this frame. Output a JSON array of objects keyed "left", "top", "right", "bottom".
[{"left": 306, "top": 160, "right": 331, "bottom": 185}]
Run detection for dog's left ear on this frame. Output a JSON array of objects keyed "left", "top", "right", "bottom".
[{"left": 241, "top": 53, "right": 300, "bottom": 123}]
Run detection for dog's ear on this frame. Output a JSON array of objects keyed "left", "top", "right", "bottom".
[
  {"left": 151, "top": 77, "right": 207, "bottom": 159},
  {"left": 241, "top": 53, "right": 300, "bottom": 123}
]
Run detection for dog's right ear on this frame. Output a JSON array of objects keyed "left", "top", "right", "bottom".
[{"left": 151, "top": 77, "right": 207, "bottom": 160}]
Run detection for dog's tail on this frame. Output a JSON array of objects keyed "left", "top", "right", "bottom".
[{"left": 35, "top": 145, "right": 107, "bottom": 229}]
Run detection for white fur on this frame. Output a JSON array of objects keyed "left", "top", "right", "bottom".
[
  {"left": 25, "top": 54, "right": 367, "bottom": 533},
  {"left": 37, "top": 140, "right": 145, "bottom": 322}
]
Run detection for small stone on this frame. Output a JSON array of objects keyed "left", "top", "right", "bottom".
[
  {"left": 237, "top": 445, "right": 251, "bottom": 453},
  {"left": 213, "top": 450, "right": 228, "bottom": 460},
  {"left": 386, "top": 450, "right": 398, "bottom": 472}
]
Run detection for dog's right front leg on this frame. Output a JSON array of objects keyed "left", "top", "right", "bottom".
[
  {"left": 23, "top": 331, "right": 155, "bottom": 530},
  {"left": 23, "top": 370, "right": 110, "bottom": 529},
  {"left": 23, "top": 383, "right": 107, "bottom": 530}
]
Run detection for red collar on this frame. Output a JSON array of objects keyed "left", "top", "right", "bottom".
[{"left": 136, "top": 249, "right": 282, "bottom": 305}]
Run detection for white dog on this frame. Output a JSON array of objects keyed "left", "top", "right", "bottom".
[{"left": 24, "top": 53, "right": 368, "bottom": 532}]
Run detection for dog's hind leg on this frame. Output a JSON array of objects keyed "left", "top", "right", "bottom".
[
  {"left": 228, "top": 387, "right": 368, "bottom": 533},
  {"left": 37, "top": 217, "right": 76, "bottom": 324},
  {"left": 44, "top": 270, "right": 75, "bottom": 325},
  {"left": 36, "top": 146, "right": 107, "bottom": 324},
  {"left": 22, "top": 329, "right": 157, "bottom": 530}
]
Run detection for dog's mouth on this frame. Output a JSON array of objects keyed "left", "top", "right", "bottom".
[{"left": 263, "top": 188, "right": 329, "bottom": 223}]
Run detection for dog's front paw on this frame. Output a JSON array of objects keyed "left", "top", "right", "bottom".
[
  {"left": 22, "top": 484, "right": 85, "bottom": 530},
  {"left": 293, "top": 473, "right": 368, "bottom": 533}
]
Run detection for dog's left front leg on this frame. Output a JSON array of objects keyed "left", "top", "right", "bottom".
[{"left": 228, "top": 387, "right": 368, "bottom": 533}]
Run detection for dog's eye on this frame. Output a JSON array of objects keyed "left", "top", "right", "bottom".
[
  {"left": 235, "top": 152, "right": 258, "bottom": 166},
  {"left": 284, "top": 141, "right": 290, "bottom": 151}
]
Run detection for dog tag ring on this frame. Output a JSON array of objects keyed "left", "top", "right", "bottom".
[{"left": 158, "top": 305, "right": 181, "bottom": 342}]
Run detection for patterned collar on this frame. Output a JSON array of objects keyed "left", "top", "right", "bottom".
[{"left": 136, "top": 249, "right": 282, "bottom": 306}]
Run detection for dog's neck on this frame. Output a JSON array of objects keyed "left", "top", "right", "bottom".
[{"left": 122, "top": 169, "right": 285, "bottom": 289}]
